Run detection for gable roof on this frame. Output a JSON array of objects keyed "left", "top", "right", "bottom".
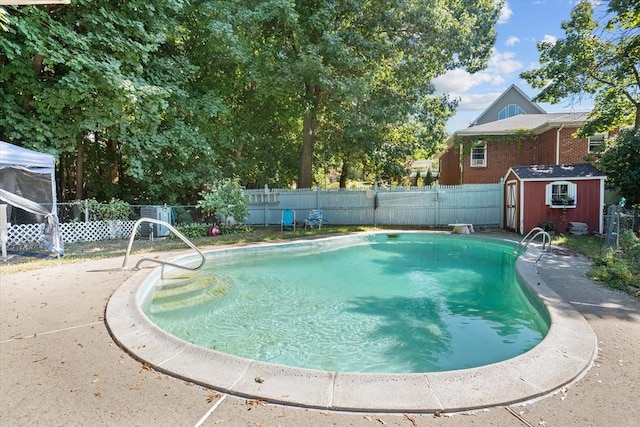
[
  {"left": 507, "top": 163, "right": 606, "bottom": 181},
  {"left": 455, "top": 112, "right": 590, "bottom": 137},
  {"left": 472, "top": 84, "right": 546, "bottom": 126}
]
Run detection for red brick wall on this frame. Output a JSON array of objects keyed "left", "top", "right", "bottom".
[
  {"left": 537, "top": 130, "right": 557, "bottom": 164},
  {"left": 462, "top": 136, "right": 542, "bottom": 184},
  {"left": 455, "top": 127, "right": 589, "bottom": 184},
  {"left": 557, "top": 128, "right": 589, "bottom": 163},
  {"left": 438, "top": 147, "right": 461, "bottom": 185}
]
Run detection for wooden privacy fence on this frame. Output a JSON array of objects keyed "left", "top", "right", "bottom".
[{"left": 245, "top": 181, "right": 505, "bottom": 228}]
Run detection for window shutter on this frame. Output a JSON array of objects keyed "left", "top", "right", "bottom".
[
  {"left": 545, "top": 183, "right": 552, "bottom": 205},
  {"left": 568, "top": 182, "right": 577, "bottom": 204}
]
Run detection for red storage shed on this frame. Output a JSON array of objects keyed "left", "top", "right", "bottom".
[{"left": 504, "top": 163, "right": 606, "bottom": 235}]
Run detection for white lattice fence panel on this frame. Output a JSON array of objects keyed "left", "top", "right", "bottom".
[
  {"left": 7, "top": 221, "right": 138, "bottom": 247},
  {"left": 7, "top": 223, "right": 46, "bottom": 249},
  {"left": 61, "top": 221, "right": 138, "bottom": 243}
]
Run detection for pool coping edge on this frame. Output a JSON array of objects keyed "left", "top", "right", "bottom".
[{"left": 105, "top": 232, "right": 598, "bottom": 414}]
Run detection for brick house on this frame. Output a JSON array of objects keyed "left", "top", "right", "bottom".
[
  {"left": 437, "top": 85, "right": 608, "bottom": 234},
  {"left": 438, "top": 112, "right": 602, "bottom": 185}
]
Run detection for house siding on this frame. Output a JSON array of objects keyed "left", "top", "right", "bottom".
[{"left": 522, "top": 180, "right": 602, "bottom": 234}]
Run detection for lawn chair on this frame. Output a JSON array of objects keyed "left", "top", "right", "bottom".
[
  {"left": 304, "top": 209, "right": 327, "bottom": 229},
  {"left": 281, "top": 209, "right": 296, "bottom": 231}
]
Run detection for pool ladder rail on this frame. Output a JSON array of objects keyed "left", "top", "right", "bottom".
[
  {"left": 121, "top": 217, "right": 205, "bottom": 278},
  {"left": 513, "top": 227, "right": 552, "bottom": 262}
]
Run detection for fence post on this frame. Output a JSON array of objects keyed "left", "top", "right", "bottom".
[
  {"left": 84, "top": 199, "right": 89, "bottom": 222},
  {"left": 434, "top": 180, "right": 441, "bottom": 226},
  {"left": 1, "top": 204, "right": 9, "bottom": 262},
  {"left": 373, "top": 181, "right": 379, "bottom": 227},
  {"left": 264, "top": 184, "right": 269, "bottom": 227},
  {"left": 499, "top": 177, "right": 505, "bottom": 229}
]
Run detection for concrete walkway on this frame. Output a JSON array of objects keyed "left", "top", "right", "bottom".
[{"left": 1, "top": 242, "right": 639, "bottom": 426}]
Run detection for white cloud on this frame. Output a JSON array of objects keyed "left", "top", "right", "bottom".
[
  {"left": 433, "top": 49, "right": 522, "bottom": 94},
  {"left": 541, "top": 34, "right": 558, "bottom": 44},
  {"left": 457, "top": 92, "right": 505, "bottom": 111},
  {"left": 487, "top": 50, "right": 523, "bottom": 74},
  {"left": 433, "top": 69, "right": 503, "bottom": 93},
  {"left": 506, "top": 36, "right": 520, "bottom": 46},
  {"left": 498, "top": 1, "right": 513, "bottom": 24}
]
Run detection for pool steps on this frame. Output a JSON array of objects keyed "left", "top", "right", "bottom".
[{"left": 148, "top": 274, "right": 233, "bottom": 313}]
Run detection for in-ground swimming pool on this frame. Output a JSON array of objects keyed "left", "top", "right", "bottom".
[{"left": 142, "top": 233, "right": 549, "bottom": 373}]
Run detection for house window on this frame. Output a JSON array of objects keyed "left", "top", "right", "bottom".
[
  {"left": 470, "top": 142, "right": 486, "bottom": 167},
  {"left": 545, "top": 181, "right": 577, "bottom": 208},
  {"left": 498, "top": 104, "right": 526, "bottom": 120},
  {"left": 588, "top": 133, "right": 607, "bottom": 153}
]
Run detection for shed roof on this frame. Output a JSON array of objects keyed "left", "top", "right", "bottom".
[{"left": 507, "top": 163, "right": 606, "bottom": 181}]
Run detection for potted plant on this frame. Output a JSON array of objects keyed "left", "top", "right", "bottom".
[{"left": 551, "top": 196, "right": 575, "bottom": 206}]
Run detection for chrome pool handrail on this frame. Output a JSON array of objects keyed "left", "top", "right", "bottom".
[
  {"left": 121, "top": 217, "right": 205, "bottom": 277},
  {"left": 513, "top": 226, "right": 551, "bottom": 260}
]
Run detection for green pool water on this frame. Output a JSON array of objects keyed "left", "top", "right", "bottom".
[{"left": 144, "top": 233, "right": 549, "bottom": 373}]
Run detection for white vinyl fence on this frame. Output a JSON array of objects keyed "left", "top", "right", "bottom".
[
  {"left": 5, "top": 182, "right": 504, "bottom": 250},
  {"left": 246, "top": 182, "right": 504, "bottom": 228}
]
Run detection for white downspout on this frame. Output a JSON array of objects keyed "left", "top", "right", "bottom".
[{"left": 556, "top": 124, "right": 564, "bottom": 164}]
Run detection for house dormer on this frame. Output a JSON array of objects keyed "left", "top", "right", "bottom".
[{"left": 471, "top": 84, "right": 546, "bottom": 127}]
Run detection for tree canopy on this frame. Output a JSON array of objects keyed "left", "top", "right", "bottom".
[
  {"left": 521, "top": 0, "right": 640, "bottom": 135},
  {"left": 1, "top": 1, "right": 502, "bottom": 203},
  {"left": 521, "top": 0, "right": 640, "bottom": 206}
]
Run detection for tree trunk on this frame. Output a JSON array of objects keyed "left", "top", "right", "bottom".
[
  {"left": 339, "top": 161, "right": 348, "bottom": 189},
  {"left": 75, "top": 137, "right": 84, "bottom": 199},
  {"left": 298, "top": 114, "right": 317, "bottom": 188},
  {"left": 297, "top": 83, "right": 321, "bottom": 188},
  {"left": 106, "top": 139, "right": 119, "bottom": 185}
]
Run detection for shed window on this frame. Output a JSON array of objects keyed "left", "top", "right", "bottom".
[
  {"left": 545, "top": 181, "right": 577, "bottom": 208},
  {"left": 470, "top": 142, "right": 486, "bottom": 167}
]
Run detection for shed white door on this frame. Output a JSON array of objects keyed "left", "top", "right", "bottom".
[{"left": 506, "top": 180, "right": 518, "bottom": 231}]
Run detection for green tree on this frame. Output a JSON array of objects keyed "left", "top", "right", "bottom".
[
  {"left": 192, "top": 1, "right": 502, "bottom": 188},
  {"left": 0, "top": 1, "right": 216, "bottom": 204},
  {"left": 599, "top": 129, "right": 640, "bottom": 206},
  {"left": 521, "top": 0, "right": 640, "bottom": 134}
]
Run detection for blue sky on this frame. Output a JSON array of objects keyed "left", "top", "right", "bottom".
[{"left": 434, "top": 0, "right": 595, "bottom": 133}]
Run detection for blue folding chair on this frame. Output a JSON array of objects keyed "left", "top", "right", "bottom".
[
  {"left": 304, "top": 209, "right": 327, "bottom": 229},
  {"left": 281, "top": 209, "right": 296, "bottom": 231}
]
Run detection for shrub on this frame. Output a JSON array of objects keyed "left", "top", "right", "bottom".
[
  {"left": 197, "top": 179, "right": 249, "bottom": 223},
  {"left": 589, "top": 237, "right": 640, "bottom": 293},
  {"left": 86, "top": 198, "right": 131, "bottom": 221},
  {"left": 174, "top": 224, "right": 209, "bottom": 239},
  {"left": 172, "top": 206, "right": 194, "bottom": 225}
]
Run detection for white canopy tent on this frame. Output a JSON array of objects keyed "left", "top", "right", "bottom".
[{"left": 0, "top": 141, "right": 63, "bottom": 258}]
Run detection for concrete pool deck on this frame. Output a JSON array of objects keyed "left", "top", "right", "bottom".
[{"left": 1, "top": 233, "right": 639, "bottom": 426}]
